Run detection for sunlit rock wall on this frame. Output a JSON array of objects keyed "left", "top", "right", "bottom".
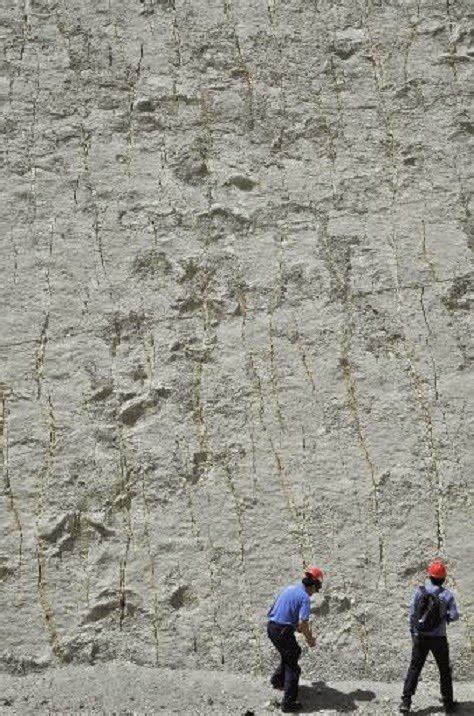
[{"left": 1, "top": 0, "right": 472, "bottom": 681}]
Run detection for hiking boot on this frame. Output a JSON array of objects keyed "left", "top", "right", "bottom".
[
  {"left": 281, "top": 701, "right": 303, "bottom": 713},
  {"left": 443, "top": 702, "right": 458, "bottom": 714},
  {"left": 399, "top": 696, "right": 411, "bottom": 713}
]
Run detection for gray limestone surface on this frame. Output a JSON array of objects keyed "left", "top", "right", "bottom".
[
  {"left": 1, "top": 664, "right": 474, "bottom": 714},
  {"left": 0, "top": 0, "right": 473, "bottom": 692}
]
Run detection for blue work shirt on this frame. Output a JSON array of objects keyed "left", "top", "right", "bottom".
[
  {"left": 268, "top": 584, "right": 311, "bottom": 627},
  {"left": 409, "top": 581, "right": 459, "bottom": 637}
]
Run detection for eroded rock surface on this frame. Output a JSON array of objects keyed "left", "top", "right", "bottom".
[{"left": 0, "top": 0, "right": 473, "bottom": 684}]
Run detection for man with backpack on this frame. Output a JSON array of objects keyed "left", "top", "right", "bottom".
[
  {"left": 400, "top": 559, "right": 460, "bottom": 714},
  {"left": 267, "top": 566, "right": 323, "bottom": 713}
]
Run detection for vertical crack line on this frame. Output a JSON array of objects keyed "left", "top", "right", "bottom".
[
  {"left": 176, "top": 439, "right": 220, "bottom": 664},
  {"left": 401, "top": 347, "right": 445, "bottom": 551},
  {"left": 267, "top": 0, "right": 275, "bottom": 25},
  {"left": 12, "top": 238, "right": 19, "bottom": 287},
  {"left": 201, "top": 477, "right": 228, "bottom": 664},
  {"left": 341, "top": 295, "right": 386, "bottom": 588},
  {"left": 353, "top": 612, "right": 370, "bottom": 676},
  {"left": 79, "top": 124, "right": 108, "bottom": 279},
  {"left": 419, "top": 286, "right": 443, "bottom": 550},
  {"left": 117, "top": 428, "right": 133, "bottom": 630},
  {"left": 420, "top": 219, "right": 437, "bottom": 281},
  {"left": 247, "top": 353, "right": 306, "bottom": 563},
  {"left": 319, "top": 158, "right": 386, "bottom": 587},
  {"left": 332, "top": 529, "right": 367, "bottom": 676},
  {"left": 241, "top": 290, "right": 308, "bottom": 582},
  {"left": 141, "top": 468, "right": 160, "bottom": 664},
  {"left": 144, "top": 331, "right": 156, "bottom": 385},
  {"left": 341, "top": 352, "right": 385, "bottom": 588},
  {"left": 35, "top": 388, "right": 64, "bottom": 660},
  {"left": 1, "top": 390, "right": 23, "bottom": 567},
  {"left": 79, "top": 482, "right": 91, "bottom": 609},
  {"left": 338, "top": 439, "right": 364, "bottom": 536},
  {"left": 47, "top": 395, "right": 57, "bottom": 452},
  {"left": 93, "top": 205, "right": 106, "bottom": 276},
  {"left": 207, "top": 543, "right": 226, "bottom": 666},
  {"left": 194, "top": 358, "right": 209, "bottom": 454},
  {"left": 327, "top": 53, "right": 345, "bottom": 141},
  {"left": 387, "top": 194, "right": 447, "bottom": 550},
  {"left": 119, "top": 426, "right": 132, "bottom": 537},
  {"left": 223, "top": 460, "right": 246, "bottom": 565},
  {"left": 292, "top": 317, "right": 353, "bottom": 561},
  {"left": 45, "top": 220, "right": 55, "bottom": 299},
  {"left": 118, "top": 544, "right": 129, "bottom": 631},
  {"left": 237, "top": 295, "right": 259, "bottom": 499},
  {"left": 36, "top": 554, "right": 64, "bottom": 661},
  {"left": 277, "top": 234, "right": 285, "bottom": 306},
  {"left": 445, "top": 0, "right": 459, "bottom": 83},
  {"left": 19, "top": 3, "right": 29, "bottom": 62},
  {"left": 188, "top": 296, "right": 227, "bottom": 665},
  {"left": 388, "top": 205, "right": 445, "bottom": 549},
  {"left": 223, "top": 459, "right": 263, "bottom": 674},
  {"left": 118, "top": 428, "right": 133, "bottom": 538},
  {"left": 294, "top": 321, "right": 316, "bottom": 394},
  {"left": 402, "top": 21, "right": 417, "bottom": 86},
  {"left": 363, "top": 20, "right": 399, "bottom": 202},
  {"left": 235, "top": 34, "right": 254, "bottom": 131},
  {"left": 125, "top": 42, "right": 144, "bottom": 177},
  {"left": 441, "top": 400, "right": 467, "bottom": 494},
  {"left": 171, "top": 3, "right": 181, "bottom": 68},
  {"left": 268, "top": 317, "right": 285, "bottom": 432},
  {"left": 35, "top": 312, "right": 49, "bottom": 400},
  {"left": 248, "top": 415, "right": 257, "bottom": 493},
  {"left": 27, "top": 54, "right": 40, "bottom": 223},
  {"left": 420, "top": 287, "right": 439, "bottom": 401},
  {"left": 73, "top": 177, "right": 79, "bottom": 207}
]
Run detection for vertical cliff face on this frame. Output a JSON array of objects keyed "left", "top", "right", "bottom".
[{"left": 0, "top": 0, "right": 472, "bottom": 681}]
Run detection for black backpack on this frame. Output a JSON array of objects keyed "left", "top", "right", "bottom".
[{"left": 413, "top": 586, "right": 443, "bottom": 632}]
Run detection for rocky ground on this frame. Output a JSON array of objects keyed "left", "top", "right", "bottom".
[{"left": 0, "top": 663, "right": 473, "bottom": 715}]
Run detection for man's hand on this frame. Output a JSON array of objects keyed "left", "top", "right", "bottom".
[{"left": 298, "top": 620, "right": 315, "bottom": 647}]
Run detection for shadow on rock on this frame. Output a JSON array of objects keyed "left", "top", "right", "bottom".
[
  {"left": 413, "top": 703, "right": 474, "bottom": 715},
  {"left": 298, "top": 681, "right": 376, "bottom": 712}
]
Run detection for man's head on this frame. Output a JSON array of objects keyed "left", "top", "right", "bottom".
[
  {"left": 427, "top": 559, "right": 447, "bottom": 586},
  {"left": 302, "top": 566, "right": 324, "bottom": 595}
]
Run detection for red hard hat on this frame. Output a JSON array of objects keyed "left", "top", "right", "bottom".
[
  {"left": 304, "top": 566, "right": 324, "bottom": 583},
  {"left": 427, "top": 560, "right": 447, "bottom": 579}
]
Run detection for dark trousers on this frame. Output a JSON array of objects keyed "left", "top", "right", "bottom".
[
  {"left": 267, "top": 621, "right": 302, "bottom": 706},
  {"left": 403, "top": 635, "right": 453, "bottom": 703}
]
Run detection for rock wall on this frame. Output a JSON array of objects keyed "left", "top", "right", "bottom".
[{"left": 1, "top": 0, "right": 473, "bottom": 682}]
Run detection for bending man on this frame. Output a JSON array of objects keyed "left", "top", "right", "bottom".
[{"left": 267, "top": 566, "right": 323, "bottom": 713}]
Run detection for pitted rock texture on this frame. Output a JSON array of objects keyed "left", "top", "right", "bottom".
[{"left": 0, "top": 0, "right": 473, "bottom": 684}]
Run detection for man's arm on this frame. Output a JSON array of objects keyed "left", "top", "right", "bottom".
[
  {"left": 297, "top": 593, "right": 315, "bottom": 646},
  {"left": 446, "top": 595, "right": 460, "bottom": 624},
  {"left": 297, "top": 620, "right": 315, "bottom": 647},
  {"left": 408, "top": 588, "right": 420, "bottom": 634}
]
